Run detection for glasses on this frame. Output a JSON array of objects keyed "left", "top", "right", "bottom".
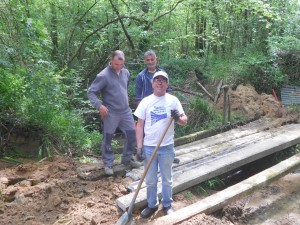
[{"left": 153, "top": 78, "right": 167, "bottom": 84}]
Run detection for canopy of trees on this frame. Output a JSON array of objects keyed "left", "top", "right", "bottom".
[{"left": 1, "top": 0, "right": 300, "bottom": 154}]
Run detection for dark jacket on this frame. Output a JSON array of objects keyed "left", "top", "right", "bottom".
[{"left": 135, "top": 67, "right": 171, "bottom": 103}]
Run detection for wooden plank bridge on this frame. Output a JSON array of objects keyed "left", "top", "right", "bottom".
[{"left": 116, "top": 121, "right": 300, "bottom": 212}]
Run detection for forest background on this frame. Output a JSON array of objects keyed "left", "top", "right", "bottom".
[{"left": 0, "top": 0, "right": 300, "bottom": 159}]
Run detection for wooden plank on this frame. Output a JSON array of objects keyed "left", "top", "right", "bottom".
[
  {"left": 175, "top": 117, "right": 281, "bottom": 153},
  {"left": 174, "top": 117, "right": 273, "bottom": 147},
  {"left": 152, "top": 152, "right": 300, "bottom": 225},
  {"left": 214, "top": 80, "right": 223, "bottom": 104},
  {"left": 116, "top": 124, "right": 300, "bottom": 211},
  {"left": 196, "top": 81, "right": 214, "bottom": 101},
  {"left": 127, "top": 124, "right": 296, "bottom": 191}
]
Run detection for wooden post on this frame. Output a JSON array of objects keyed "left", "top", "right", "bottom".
[
  {"left": 214, "top": 80, "right": 223, "bottom": 104},
  {"left": 222, "top": 85, "right": 229, "bottom": 126},
  {"left": 228, "top": 95, "right": 231, "bottom": 123}
]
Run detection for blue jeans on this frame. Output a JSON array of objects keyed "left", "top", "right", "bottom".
[{"left": 143, "top": 144, "right": 175, "bottom": 208}]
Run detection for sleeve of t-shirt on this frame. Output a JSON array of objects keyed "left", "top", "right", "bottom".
[{"left": 134, "top": 100, "right": 146, "bottom": 120}]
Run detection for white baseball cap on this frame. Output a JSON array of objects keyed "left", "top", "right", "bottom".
[{"left": 152, "top": 71, "right": 169, "bottom": 82}]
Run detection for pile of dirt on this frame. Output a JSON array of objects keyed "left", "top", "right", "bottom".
[
  {"left": 217, "top": 84, "right": 283, "bottom": 120},
  {"left": 180, "top": 213, "right": 233, "bottom": 225},
  {"left": 0, "top": 156, "right": 132, "bottom": 225},
  {"left": 0, "top": 155, "right": 235, "bottom": 225}
]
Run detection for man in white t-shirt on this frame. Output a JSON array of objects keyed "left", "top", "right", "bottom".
[{"left": 134, "top": 71, "right": 188, "bottom": 218}]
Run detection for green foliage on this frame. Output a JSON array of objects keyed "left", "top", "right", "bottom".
[
  {"left": 203, "top": 177, "right": 225, "bottom": 190},
  {"left": 160, "top": 59, "right": 205, "bottom": 85},
  {"left": 192, "top": 177, "right": 225, "bottom": 196},
  {"left": 204, "top": 46, "right": 287, "bottom": 94},
  {"left": 239, "top": 55, "right": 285, "bottom": 94},
  {"left": 188, "top": 97, "right": 221, "bottom": 129},
  {"left": 268, "top": 36, "right": 300, "bottom": 86},
  {"left": 286, "top": 104, "right": 300, "bottom": 112},
  {"left": 183, "top": 190, "right": 193, "bottom": 200},
  {"left": 0, "top": 2, "right": 101, "bottom": 155},
  {"left": 1, "top": 0, "right": 300, "bottom": 159},
  {"left": 2, "top": 156, "right": 23, "bottom": 165},
  {"left": 38, "top": 137, "right": 52, "bottom": 161},
  {"left": 275, "top": 145, "right": 300, "bottom": 162},
  {"left": 193, "top": 185, "right": 209, "bottom": 196},
  {"left": 174, "top": 96, "right": 222, "bottom": 138}
]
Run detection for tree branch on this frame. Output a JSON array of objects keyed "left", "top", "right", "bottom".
[
  {"left": 196, "top": 81, "right": 214, "bottom": 101},
  {"left": 145, "top": 0, "right": 185, "bottom": 30},
  {"left": 109, "top": 0, "right": 136, "bottom": 56},
  {"left": 68, "top": 0, "right": 98, "bottom": 46},
  {"left": 172, "top": 86, "right": 203, "bottom": 97},
  {"left": 67, "top": 16, "right": 146, "bottom": 66},
  {"left": 65, "top": 1, "right": 99, "bottom": 63}
]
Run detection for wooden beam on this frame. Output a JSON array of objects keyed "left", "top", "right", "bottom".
[
  {"left": 152, "top": 152, "right": 300, "bottom": 225},
  {"left": 172, "top": 86, "right": 203, "bottom": 97},
  {"left": 196, "top": 81, "right": 214, "bottom": 101},
  {"left": 214, "top": 80, "right": 223, "bottom": 104}
]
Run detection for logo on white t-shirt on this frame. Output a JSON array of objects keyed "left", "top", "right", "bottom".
[{"left": 150, "top": 106, "right": 167, "bottom": 125}]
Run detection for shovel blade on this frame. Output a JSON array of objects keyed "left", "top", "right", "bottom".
[{"left": 115, "top": 212, "right": 134, "bottom": 225}]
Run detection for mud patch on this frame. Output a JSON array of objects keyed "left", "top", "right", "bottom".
[{"left": 0, "top": 156, "right": 133, "bottom": 225}]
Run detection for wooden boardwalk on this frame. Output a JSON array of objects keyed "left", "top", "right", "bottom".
[{"left": 116, "top": 122, "right": 300, "bottom": 211}]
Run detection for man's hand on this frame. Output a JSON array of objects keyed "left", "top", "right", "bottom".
[
  {"left": 137, "top": 148, "right": 145, "bottom": 162},
  {"left": 171, "top": 109, "right": 181, "bottom": 122},
  {"left": 99, "top": 105, "right": 109, "bottom": 119}
]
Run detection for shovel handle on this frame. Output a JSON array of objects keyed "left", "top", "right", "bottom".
[{"left": 127, "top": 117, "right": 174, "bottom": 215}]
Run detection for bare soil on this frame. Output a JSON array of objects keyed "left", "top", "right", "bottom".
[{"left": 1, "top": 83, "right": 300, "bottom": 225}]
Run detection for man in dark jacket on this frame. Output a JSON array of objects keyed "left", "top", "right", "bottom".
[
  {"left": 135, "top": 50, "right": 171, "bottom": 106},
  {"left": 87, "top": 50, "right": 141, "bottom": 176}
]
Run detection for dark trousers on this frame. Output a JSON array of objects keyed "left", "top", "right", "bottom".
[{"left": 101, "top": 109, "right": 136, "bottom": 167}]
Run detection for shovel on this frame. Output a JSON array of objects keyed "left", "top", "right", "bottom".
[{"left": 115, "top": 117, "right": 174, "bottom": 225}]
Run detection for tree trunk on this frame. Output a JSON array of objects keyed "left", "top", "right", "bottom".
[{"left": 50, "top": 3, "right": 58, "bottom": 62}]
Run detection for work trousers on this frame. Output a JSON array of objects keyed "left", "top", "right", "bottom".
[{"left": 101, "top": 109, "right": 136, "bottom": 167}]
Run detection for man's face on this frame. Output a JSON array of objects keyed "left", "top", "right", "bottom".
[
  {"left": 144, "top": 55, "right": 157, "bottom": 70},
  {"left": 152, "top": 75, "right": 168, "bottom": 96},
  {"left": 111, "top": 55, "right": 124, "bottom": 72}
]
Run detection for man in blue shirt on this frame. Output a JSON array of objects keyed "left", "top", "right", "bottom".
[{"left": 135, "top": 50, "right": 171, "bottom": 106}]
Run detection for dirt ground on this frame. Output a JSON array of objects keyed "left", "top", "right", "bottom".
[{"left": 1, "top": 84, "right": 300, "bottom": 225}]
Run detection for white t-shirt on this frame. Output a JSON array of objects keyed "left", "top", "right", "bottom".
[{"left": 134, "top": 93, "right": 185, "bottom": 146}]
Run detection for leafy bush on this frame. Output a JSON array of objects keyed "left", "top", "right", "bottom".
[
  {"left": 204, "top": 46, "right": 286, "bottom": 94},
  {"left": 268, "top": 36, "right": 300, "bottom": 86},
  {"left": 160, "top": 58, "right": 205, "bottom": 85},
  {"left": 0, "top": 7, "right": 101, "bottom": 156},
  {"left": 0, "top": 63, "right": 101, "bottom": 155},
  {"left": 239, "top": 56, "right": 285, "bottom": 94},
  {"left": 174, "top": 97, "right": 222, "bottom": 137}
]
